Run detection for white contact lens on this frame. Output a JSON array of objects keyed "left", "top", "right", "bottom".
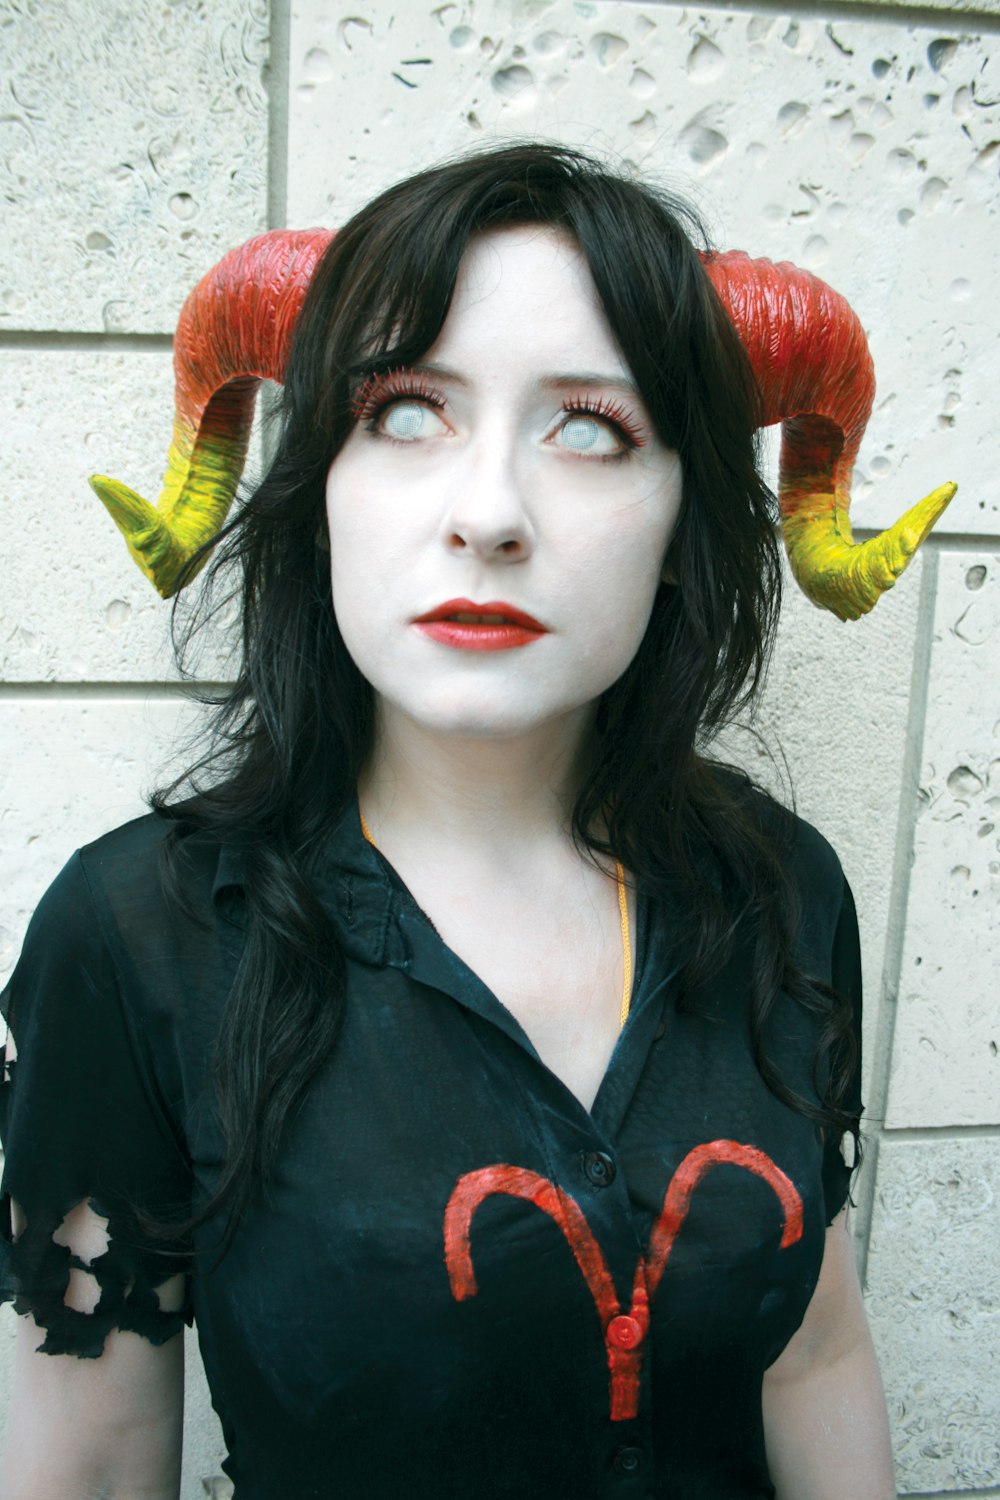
[
  {"left": 562, "top": 416, "right": 602, "bottom": 451},
  {"left": 385, "top": 402, "right": 426, "bottom": 438}
]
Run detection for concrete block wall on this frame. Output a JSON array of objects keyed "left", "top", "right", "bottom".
[{"left": 1, "top": 1, "right": 996, "bottom": 1494}]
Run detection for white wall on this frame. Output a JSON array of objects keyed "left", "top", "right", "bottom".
[{"left": 1, "top": 1, "right": 997, "bottom": 1495}]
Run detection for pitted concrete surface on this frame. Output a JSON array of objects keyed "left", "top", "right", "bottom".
[
  {"left": 0, "top": 0, "right": 269, "bottom": 333},
  {"left": 867, "top": 1137, "right": 1000, "bottom": 1492},
  {"left": 887, "top": 551, "right": 1000, "bottom": 1127}
]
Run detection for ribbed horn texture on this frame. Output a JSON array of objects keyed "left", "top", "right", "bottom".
[
  {"left": 90, "top": 228, "right": 334, "bottom": 597},
  {"left": 702, "top": 250, "right": 955, "bottom": 620}
]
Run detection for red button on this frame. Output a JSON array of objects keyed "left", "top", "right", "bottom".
[{"left": 606, "top": 1314, "right": 643, "bottom": 1351}]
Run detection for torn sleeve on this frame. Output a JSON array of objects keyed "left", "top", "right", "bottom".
[{"left": 0, "top": 852, "right": 193, "bottom": 1357}]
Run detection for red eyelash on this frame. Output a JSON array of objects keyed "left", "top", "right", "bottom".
[
  {"left": 349, "top": 374, "right": 647, "bottom": 450},
  {"left": 351, "top": 367, "right": 445, "bottom": 425},
  {"left": 562, "top": 395, "right": 647, "bottom": 449}
]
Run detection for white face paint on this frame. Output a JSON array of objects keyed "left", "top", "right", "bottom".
[{"left": 324, "top": 226, "right": 683, "bottom": 747}]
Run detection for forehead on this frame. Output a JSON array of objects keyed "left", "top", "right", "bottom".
[{"left": 431, "top": 226, "right": 629, "bottom": 377}]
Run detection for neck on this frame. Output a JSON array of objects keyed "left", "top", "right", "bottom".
[{"left": 359, "top": 704, "right": 599, "bottom": 862}]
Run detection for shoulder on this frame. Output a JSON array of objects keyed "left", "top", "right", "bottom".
[
  {"left": 756, "top": 793, "right": 857, "bottom": 982},
  {"left": 764, "top": 798, "right": 846, "bottom": 905},
  {"left": 707, "top": 766, "right": 853, "bottom": 969},
  {"left": 75, "top": 807, "right": 237, "bottom": 920},
  {"left": 11, "top": 810, "right": 239, "bottom": 998},
  {"left": 4, "top": 811, "right": 243, "bottom": 1077},
  {"left": 12, "top": 814, "right": 172, "bottom": 955},
  {"left": 714, "top": 766, "right": 847, "bottom": 899}
]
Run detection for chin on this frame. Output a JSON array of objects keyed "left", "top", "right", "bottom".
[
  {"left": 391, "top": 686, "right": 584, "bottom": 743},
  {"left": 414, "top": 705, "right": 552, "bottom": 741}
]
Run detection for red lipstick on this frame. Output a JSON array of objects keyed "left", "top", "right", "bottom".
[{"left": 412, "top": 598, "right": 548, "bottom": 652}]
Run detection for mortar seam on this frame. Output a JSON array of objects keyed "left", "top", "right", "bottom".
[
  {"left": 0, "top": 332, "right": 173, "bottom": 351},
  {"left": 266, "top": 0, "right": 291, "bottom": 233},
  {"left": 0, "top": 682, "right": 234, "bottom": 699},
  {"left": 854, "top": 545, "right": 940, "bottom": 1285}
]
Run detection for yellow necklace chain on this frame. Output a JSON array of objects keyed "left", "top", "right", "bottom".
[
  {"left": 614, "top": 859, "right": 632, "bottom": 1029},
  {"left": 359, "top": 811, "right": 633, "bottom": 1030}
]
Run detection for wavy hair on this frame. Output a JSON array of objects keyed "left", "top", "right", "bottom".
[{"left": 154, "top": 142, "right": 859, "bottom": 1246}]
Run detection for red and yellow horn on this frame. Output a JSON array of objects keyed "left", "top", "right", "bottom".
[
  {"left": 90, "top": 232, "right": 954, "bottom": 615},
  {"left": 90, "top": 228, "right": 334, "bottom": 597},
  {"left": 702, "top": 250, "right": 955, "bottom": 620}
]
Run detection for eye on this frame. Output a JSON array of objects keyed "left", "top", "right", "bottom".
[
  {"left": 351, "top": 368, "right": 450, "bottom": 443},
  {"left": 380, "top": 400, "right": 448, "bottom": 441},
  {"left": 552, "top": 396, "right": 647, "bottom": 459},
  {"left": 557, "top": 413, "right": 623, "bottom": 456}
]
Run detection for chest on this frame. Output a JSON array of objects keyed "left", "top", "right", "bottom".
[
  {"left": 412, "top": 879, "right": 633, "bottom": 1112},
  {"left": 463, "top": 935, "right": 626, "bottom": 1111},
  {"left": 189, "top": 959, "right": 829, "bottom": 1496}
]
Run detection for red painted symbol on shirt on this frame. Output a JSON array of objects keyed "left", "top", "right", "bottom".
[{"left": 443, "top": 1139, "right": 803, "bottom": 1422}]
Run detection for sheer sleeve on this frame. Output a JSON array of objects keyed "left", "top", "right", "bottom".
[
  {"left": 821, "top": 875, "right": 864, "bottom": 1225},
  {"left": 0, "top": 851, "right": 193, "bottom": 1358}
]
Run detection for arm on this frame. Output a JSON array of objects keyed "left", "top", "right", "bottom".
[
  {"left": 0, "top": 1200, "right": 185, "bottom": 1500},
  {"left": 0, "top": 851, "right": 197, "bottom": 1497},
  {"left": 762, "top": 1209, "right": 896, "bottom": 1500}
]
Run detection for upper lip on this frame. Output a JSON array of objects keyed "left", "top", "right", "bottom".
[{"left": 413, "top": 598, "right": 548, "bottom": 631}]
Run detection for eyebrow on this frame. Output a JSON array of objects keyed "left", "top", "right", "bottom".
[{"left": 410, "top": 361, "right": 642, "bottom": 397}]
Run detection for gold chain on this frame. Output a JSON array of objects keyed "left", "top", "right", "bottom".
[{"left": 360, "top": 811, "right": 633, "bottom": 1031}]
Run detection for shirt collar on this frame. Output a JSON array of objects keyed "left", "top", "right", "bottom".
[
  {"left": 206, "top": 799, "right": 690, "bottom": 1127},
  {"left": 209, "top": 804, "right": 689, "bottom": 988},
  {"left": 210, "top": 799, "right": 419, "bottom": 969},
  {"left": 310, "top": 801, "right": 415, "bottom": 967}
]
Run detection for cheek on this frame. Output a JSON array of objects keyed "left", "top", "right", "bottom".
[
  {"left": 558, "top": 540, "right": 663, "bottom": 687},
  {"left": 582, "top": 499, "right": 677, "bottom": 657},
  {"left": 588, "top": 502, "right": 676, "bottom": 603},
  {"left": 326, "top": 476, "right": 381, "bottom": 651},
  {"left": 325, "top": 469, "right": 410, "bottom": 597}
]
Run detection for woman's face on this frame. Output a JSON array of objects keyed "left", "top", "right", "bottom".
[{"left": 324, "top": 226, "right": 683, "bottom": 746}]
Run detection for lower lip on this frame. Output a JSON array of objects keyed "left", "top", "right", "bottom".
[{"left": 414, "top": 621, "right": 546, "bottom": 651}]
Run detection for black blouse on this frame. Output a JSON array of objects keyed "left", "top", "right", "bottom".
[{"left": 0, "top": 801, "right": 861, "bottom": 1499}]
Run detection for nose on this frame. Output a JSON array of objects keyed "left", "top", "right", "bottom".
[{"left": 440, "top": 440, "right": 534, "bottom": 562}]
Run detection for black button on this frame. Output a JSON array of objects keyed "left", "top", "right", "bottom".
[
  {"left": 582, "top": 1150, "right": 616, "bottom": 1187},
  {"left": 613, "top": 1446, "right": 643, "bottom": 1475},
  {"left": 653, "top": 1017, "right": 667, "bottom": 1040}
]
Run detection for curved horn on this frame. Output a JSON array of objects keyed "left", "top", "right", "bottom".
[
  {"left": 702, "top": 250, "right": 955, "bottom": 620},
  {"left": 95, "top": 231, "right": 954, "bottom": 615},
  {"left": 90, "top": 228, "right": 334, "bottom": 597}
]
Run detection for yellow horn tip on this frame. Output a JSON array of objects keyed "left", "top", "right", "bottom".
[
  {"left": 785, "top": 480, "right": 957, "bottom": 621},
  {"left": 89, "top": 473, "right": 201, "bottom": 599}
]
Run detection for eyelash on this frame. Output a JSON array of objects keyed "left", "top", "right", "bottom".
[
  {"left": 351, "top": 369, "right": 446, "bottom": 429},
  {"left": 560, "top": 395, "right": 647, "bottom": 453},
  {"left": 350, "top": 370, "right": 648, "bottom": 454}
]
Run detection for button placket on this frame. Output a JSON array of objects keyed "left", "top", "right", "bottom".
[
  {"left": 582, "top": 1149, "right": 617, "bottom": 1188},
  {"left": 612, "top": 1445, "right": 644, "bottom": 1475}
]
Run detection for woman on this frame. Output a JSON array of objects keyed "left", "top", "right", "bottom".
[{"left": 0, "top": 142, "right": 936, "bottom": 1498}]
